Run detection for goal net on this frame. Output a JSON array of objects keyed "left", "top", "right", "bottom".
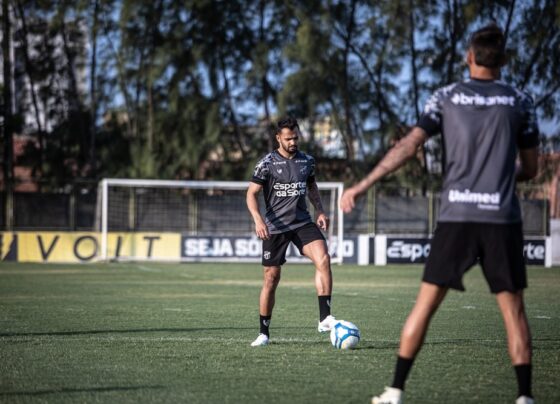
[{"left": 96, "top": 179, "right": 344, "bottom": 263}]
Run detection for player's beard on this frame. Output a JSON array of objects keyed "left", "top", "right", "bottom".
[{"left": 282, "top": 144, "right": 297, "bottom": 156}]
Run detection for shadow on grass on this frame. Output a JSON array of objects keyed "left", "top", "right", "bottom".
[
  {"left": 0, "top": 326, "right": 257, "bottom": 338},
  {"left": 354, "top": 337, "right": 560, "bottom": 351},
  {"left": 353, "top": 342, "right": 399, "bottom": 350},
  {"left": 0, "top": 385, "right": 165, "bottom": 397}
]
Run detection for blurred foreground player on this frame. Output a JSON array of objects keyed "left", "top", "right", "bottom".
[
  {"left": 247, "top": 117, "right": 336, "bottom": 347},
  {"left": 341, "top": 24, "right": 539, "bottom": 404}
]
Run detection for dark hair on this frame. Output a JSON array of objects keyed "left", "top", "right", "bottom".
[
  {"left": 468, "top": 23, "right": 507, "bottom": 68},
  {"left": 276, "top": 116, "right": 299, "bottom": 135}
]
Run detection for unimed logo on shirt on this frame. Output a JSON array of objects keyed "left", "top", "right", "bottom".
[{"left": 448, "top": 189, "right": 501, "bottom": 210}]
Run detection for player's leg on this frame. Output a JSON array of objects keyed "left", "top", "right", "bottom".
[
  {"left": 399, "top": 282, "right": 448, "bottom": 358},
  {"left": 399, "top": 223, "right": 473, "bottom": 382},
  {"left": 373, "top": 223, "right": 476, "bottom": 403},
  {"left": 251, "top": 265, "right": 281, "bottom": 346},
  {"left": 496, "top": 290, "right": 533, "bottom": 402},
  {"left": 372, "top": 283, "right": 447, "bottom": 404},
  {"left": 303, "top": 238, "right": 336, "bottom": 331},
  {"left": 295, "top": 223, "right": 336, "bottom": 331},
  {"left": 302, "top": 239, "right": 332, "bottom": 296},
  {"left": 252, "top": 232, "right": 290, "bottom": 347},
  {"left": 259, "top": 265, "right": 282, "bottom": 317},
  {"left": 479, "top": 223, "right": 532, "bottom": 402},
  {"left": 252, "top": 265, "right": 282, "bottom": 347}
]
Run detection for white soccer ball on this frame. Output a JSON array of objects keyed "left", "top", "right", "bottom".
[{"left": 330, "top": 320, "right": 360, "bottom": 349}]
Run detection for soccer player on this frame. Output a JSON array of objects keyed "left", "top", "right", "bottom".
[
  {"left": 340, "top": 24, "right": 538, "bottom": 404},
  {"left": 246, "top": 116, "right": 336, "bottom": 347}
]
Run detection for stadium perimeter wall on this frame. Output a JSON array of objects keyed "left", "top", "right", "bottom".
[{"left": 0, "top": 231, "right": 553, "bottom": 267}]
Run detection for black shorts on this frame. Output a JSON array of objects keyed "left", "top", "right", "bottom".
[
  {"left": 423, "top": 222, "right": 527, "bottom": 293},
  {"left": 262, "top": 222, "right": 326, "bottom": 266}
]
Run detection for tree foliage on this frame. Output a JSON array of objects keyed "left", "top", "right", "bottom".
[{"left": 3, "top": 0, "right": 559, "bottom": 186}]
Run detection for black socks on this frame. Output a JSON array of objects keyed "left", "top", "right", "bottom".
[
  {"left": 318, "top": 295, "right": 331, "bottom": 321},
  {"left": 259, "top": 315, "right": 271, "bottom": 336},
  {"left": 514, "top": 364, "right": 532, "bottom": 398},
  {"left": 261, "top": 295, "right": 331, "bottom": 337},
  {"left": 391, "top": 356, "right": 415, "bottom": 390},
  {"left": 389, "top": 357, "right": 531, "bottom": 397}
]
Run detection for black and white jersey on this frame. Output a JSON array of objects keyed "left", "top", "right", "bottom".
[
  {"left": 251, "top": 150, "right": 316, "bottom": 234},
  {"left": 417, "top": 78, "right": 539, "bottom": 224}
]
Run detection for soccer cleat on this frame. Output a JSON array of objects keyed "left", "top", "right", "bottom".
[
  {"left": 317, "top": 315, "right": 337, "bottom": 332},
  {"left": 250, "top": 333, "right": 269, "bottom": 347},
  {"left": 371, "top": 387, "right": 403, "bottom": 404},
  {"left": 515, "top": 396, "right": 534, "bottom": 404}
]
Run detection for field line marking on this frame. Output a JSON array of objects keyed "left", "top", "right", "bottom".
[{"left": 136, "top": 265, "right": 161, "bottom": 273}]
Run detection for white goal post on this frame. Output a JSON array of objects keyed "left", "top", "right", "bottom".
[{"left": 96, "top": 178, "right": 345, "bottom": 264}]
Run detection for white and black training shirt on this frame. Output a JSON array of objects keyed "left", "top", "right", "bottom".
[
  {"left": 417, "top": 78, "right": 540, "bottom": 224},
  {"left": 251, "top": 150, "right": 316, "bottom": 234}
]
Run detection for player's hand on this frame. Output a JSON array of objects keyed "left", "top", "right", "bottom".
[
  {"left": 316, "top": 212, "right": 329, "bottom": 231},
  {"left": 255, "top": 220, "right": 270, "bottom": 240},
  {"left": 340, "top": 187, "right": 359, "bottom": 213}
]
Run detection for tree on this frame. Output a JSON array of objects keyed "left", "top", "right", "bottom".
[
  {"left": 7, "top": 0, "right": 559, "bottom": 188},
  {"left": 2, "top": 0, "right": 15, "bottom": 219}
]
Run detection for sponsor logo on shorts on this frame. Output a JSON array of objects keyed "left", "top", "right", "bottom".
[{"left": 263, "top": 251, "right": 271, "bottom": 260}]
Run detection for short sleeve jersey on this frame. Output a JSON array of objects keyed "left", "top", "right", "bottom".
[
  {"left": 251, "top": 150, "right": 316, "bottom": 234},
  {"left": 417, "top": 78, "right": 539, "bottom": 224}
]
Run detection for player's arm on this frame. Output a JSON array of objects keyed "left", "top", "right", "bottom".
[
  {"left": 246, "top": 182, "right": 270, "bottom": 240},
  {"left": 340, "top": 127, "right": 428, "bottom": 213},
  {"left": 307, "top": 180, "right": 329, "bottom": 231},
  {"left": 516, "top": 147, "right": 539, "bottom": 182},
  {"left": 516, "top": 92, "right": 540, "bottom": 182}
]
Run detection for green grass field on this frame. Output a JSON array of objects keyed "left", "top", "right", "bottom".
[{"left": 0, "top": 262, "right": 558, "bottom": 404}]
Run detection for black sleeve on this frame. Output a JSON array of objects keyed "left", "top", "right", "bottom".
[
  {"left": 416, "top": 88, "right": 444, "bottom": 137},
  {"left": 417, "top": 114, "right": 441, "bottom": 137},
  {"left": 517, "top": 92, "right": 540, "bottom": 149},
  {"left": 251, "top": 157, "right": 269, "bottom": 185}
]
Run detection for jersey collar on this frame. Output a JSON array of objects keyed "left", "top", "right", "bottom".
[{"left": 274, "top": 149, "right": 301, "bottom": 161}]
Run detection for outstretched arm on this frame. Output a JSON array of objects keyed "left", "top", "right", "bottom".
[
  {"left": 246, "top": 182, "right": 269, "bottom": 240},
  {"left": 340, "top": 127, "right": 428, "bottom": 213},
  {"left": 307, "top": 181, "right": 329, "bottom": 231}
]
